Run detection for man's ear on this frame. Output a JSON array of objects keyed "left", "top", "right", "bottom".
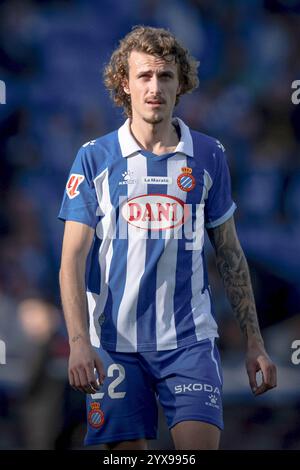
[{"left": 123, "top": 79, "right": 130, "bottom": 95}]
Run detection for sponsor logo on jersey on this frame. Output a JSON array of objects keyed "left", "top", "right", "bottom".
[
  {"left": 66, "top": 174, "right": 85, "bottom": 199},
  {"left": 121, "top": 194, "right": 188, "bottom": 230},
  {"left": 177, "top": 167, "right": 195, "bottom": 192},
  {"left": 142, "top": 176, "right": 172, "bottom": 185},
  {"left": 88, "top": 402, "right": 105, "bottom": 429}
]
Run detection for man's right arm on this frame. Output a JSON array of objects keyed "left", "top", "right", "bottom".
[{"left": 59, "top": 220, "right": 106, "bottom": 394}]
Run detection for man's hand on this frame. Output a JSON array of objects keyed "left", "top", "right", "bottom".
[
  {"left": 246, "top": 343, "right": 277, "bottom": 396},
  {"left": 69, "top": 336, "right": 106, "bottom": 394}
]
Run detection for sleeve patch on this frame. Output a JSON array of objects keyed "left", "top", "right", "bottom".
[{"left": 66, "top": 174, "right": 85, "bottom": 199}]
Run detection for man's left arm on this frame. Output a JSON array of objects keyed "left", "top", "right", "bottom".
[{"left": 207, "top": 216, "right": 277, "bottom": 396}]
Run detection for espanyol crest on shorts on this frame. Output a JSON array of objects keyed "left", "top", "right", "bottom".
[
  {"left": 177, "top": 167, "right": 195, "bottom": 192},
  {"left": 88, "top": 402, "right": 105, "bottom": 429}
]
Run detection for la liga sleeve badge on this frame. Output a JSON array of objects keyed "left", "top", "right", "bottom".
[{"left": 66, "top": 174, "right": 85, "bottom": 199}]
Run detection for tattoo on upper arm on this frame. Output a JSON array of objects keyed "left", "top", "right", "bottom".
[{"left": 207, "top": 218, "right": 262, "bottom": 341}]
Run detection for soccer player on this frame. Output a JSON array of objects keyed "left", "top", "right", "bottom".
[{"left": 58, "top": 26, "right": 277, "bottom": 450}]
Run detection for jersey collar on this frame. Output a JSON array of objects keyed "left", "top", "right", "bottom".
[{"left": 118, "top": 117, "right": 194, "bottom": 158}]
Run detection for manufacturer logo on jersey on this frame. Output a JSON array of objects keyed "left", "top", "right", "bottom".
[
  {"left": 88, "top": 402, "right": 105, "bottom": 429},
  {"left": 142, "top": 176, "right": 172, "bottom": 185},
  {"left": 177, "top": 167, "right": 195, "bottom": 192},
  {"left": 66, "top": 174, "right": 85, "bottom": 199},
  {"left": 121, "top": 194, "right": 188, "bottom": 230},
  {"left": 119, "top": 171, "right": 136, "bottom": 185},
  {"left": 205, "top": 393, "right": 220, "bottom": 409}
]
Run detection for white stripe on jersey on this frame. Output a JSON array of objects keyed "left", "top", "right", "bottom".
[
  {"left": 87, "top": 291, "right": 100, "bottom": 347},
  {"left": 191, "top": 236, "right": 218, "bottom": 341},
  {"left": 155, "top": 154, "right": 188, "bottom": 350},
  {"left": 116, "top": 154, "right": 148, "bottom": 352},
  {"left": 202, "top": 169, "right": 213, "bottom": 201},
  {"left": 93, "top": 169, "right": 115, "bottom": 347}
]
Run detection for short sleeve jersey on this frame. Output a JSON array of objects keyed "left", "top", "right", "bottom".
[{"left": 59, "top": 118, "right": 236, "bottom": 352}]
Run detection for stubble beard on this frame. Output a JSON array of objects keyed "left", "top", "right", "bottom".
[{"left": 142, "top": 114, "right": 164, "bottom": 125}]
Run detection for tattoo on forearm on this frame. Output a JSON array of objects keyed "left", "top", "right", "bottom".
[
  {"left": 208, "top": 219, "right": 263, "bottom": 342},
  {"left": 71, "top": 334, "right": 83, "bottom": 343}
]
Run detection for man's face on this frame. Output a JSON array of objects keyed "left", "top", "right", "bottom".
[{"left": 124, "top": 50, "right": 181, "bottom": 124}]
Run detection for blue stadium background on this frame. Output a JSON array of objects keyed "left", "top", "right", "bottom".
[{"left": 0, "top": 0, "right": 300, "bottom": 449}]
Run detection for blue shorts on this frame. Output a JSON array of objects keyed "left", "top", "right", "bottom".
[{"left": 84, "top": 339, "right": 223, "bottom": 446}]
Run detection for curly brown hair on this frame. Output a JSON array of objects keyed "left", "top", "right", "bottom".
[{"left": 103, "top": 25, "right": 199, "bottom": 118}]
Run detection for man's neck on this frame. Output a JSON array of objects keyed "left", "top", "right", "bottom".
[{"left": 130, "top": 117, "right": 179, "bottom": 156}]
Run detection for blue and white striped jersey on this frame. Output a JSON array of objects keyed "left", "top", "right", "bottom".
[{"left": 59, "top": 118, "right": 236, "bottom": 352}]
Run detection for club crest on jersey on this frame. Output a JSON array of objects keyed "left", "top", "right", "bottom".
[
  {"left": 177, "top": 167, "right": 195, "bottom": 192},
  {"left": 121, "top": 194, "right": 188, "bottom": 230},
  {"left": 66, "top": 174, "right": 85, "bottom": 199},
  {"left": 88, "top": 402, "right": 105, "bottom": 429}
]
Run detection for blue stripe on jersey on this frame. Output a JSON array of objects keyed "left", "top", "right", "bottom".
[
  {"left": 173, "top": 157, "right": 198, "bottom": 345},
  {"left": 100, "top": 157, "right": 129, "bottom": 348},
  {"left": 201, "top": 249, "right": 209, "bottom": 295},
  {"left": 135, "top": 153, "right": 169, "bottom": 350},
  {"left": 86, "top": 236, "right": 101, "bottom": 294}
]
